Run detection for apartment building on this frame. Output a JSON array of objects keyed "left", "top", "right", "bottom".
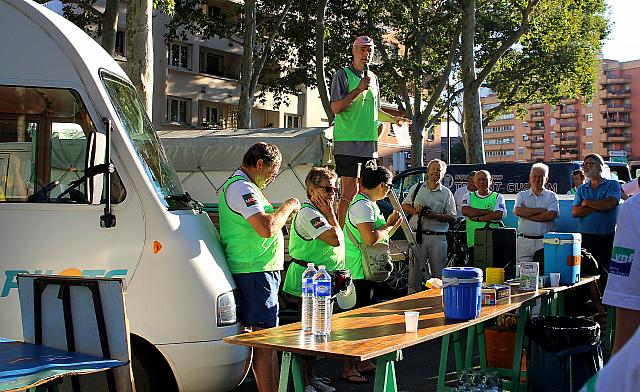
[{"left": 482, "top": 58, "right": 640, "bottom": 163}]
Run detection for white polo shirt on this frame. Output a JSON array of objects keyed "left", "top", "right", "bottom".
[
  {"left": 453, "top": 186, "right": 471, "bottom": 217},
  {"left": 514, "top": 188, "right": 559, "bottom": 236}
]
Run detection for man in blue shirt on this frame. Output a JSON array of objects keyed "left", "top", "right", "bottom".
[{"left": 572, "top": 153, "right": 621, "bottom": 272}]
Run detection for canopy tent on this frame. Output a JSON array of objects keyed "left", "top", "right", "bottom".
[{"left": 158, "top": 127, "right": 331, "bottom": 206}]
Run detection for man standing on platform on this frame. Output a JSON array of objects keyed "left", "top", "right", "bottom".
[
  {"left": 568, "top": 169, "right": 585, "bottom": 195},
  {"left": 461, "top": 170, "right": 506, "bottom": 263},
  {"left": 330, "top": 35, "right": 411, "bottom": 227},
  {"left": 454, "top": 171, "right": 477, "bottom": 218},
  {"left": 402, "top": 159, "right": 456, "bottom": 292},
  {"left": 218, "top": 143, "right": 300, "bottom": 392},
  {"left": 514, "top": 163, "right": 559, "bottom": 273}
]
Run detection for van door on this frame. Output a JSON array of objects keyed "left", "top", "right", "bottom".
[{"left": 0, "top": 85, "right": 145, "bottom": 339}]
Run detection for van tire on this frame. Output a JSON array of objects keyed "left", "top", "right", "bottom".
[{"left": 131, "top": 335, "right": 178, "bottom": 392}]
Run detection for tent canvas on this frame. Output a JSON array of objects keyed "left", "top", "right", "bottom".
[{"left": 159, "top": 127, "right": 331, "bottom": 206}]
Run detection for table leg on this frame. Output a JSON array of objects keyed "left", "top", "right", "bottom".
[
  {"left": 464, "top": 325, "right": 476, "bottom": 369},
  {"left": 511, "top": 304, "right": 529, "bottom": 390},
  {"left": 558, "top": 292, "right": 565, "bottom": 315},
  {"left": 452, "top": 331, "right": 464, "bottom": 374},
  {"left": 477, "top": 322, "right": 487, "bottom": 369},
  {"left": 550, "top": 293, "right": 559, "bottom": 316},
  {"left": 437, "top": 334, "right": 450, "bottom": 392},
  {"left": 278, "top": 352, "right": 303, "bottom": 392},
  {"left": 373, "top": 350, "right": 402, "bottom": 392}
]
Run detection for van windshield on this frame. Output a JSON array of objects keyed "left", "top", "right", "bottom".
[{"left": 101, "top": 72, "right": 191, "bottom": 210}]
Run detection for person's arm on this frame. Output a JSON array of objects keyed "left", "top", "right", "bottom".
[
  {"left": 310, "top": 196, "right": 342, "bottom": 247},
  {"left": 401, "top": 184, "right": 421, "bottom": 215},
  {"left": 330, "top": 69, "right": 369, "bottom": 114},
  {"left": 581, "top": 197, "right": 618, "bottom": 211},
  {"left": 572, "top": 205, "right": 595, "bottom": 217},
  {"left": 527, "top": 210, "right": 558, "bottom": 222},
  {"left": 436, "top": 192, "right": 457, "bottom": 223},
  {"left": 612, "top": 307, "right": 640, "bottom": 354},
  {"left": 247, "top": 198, "right": 300, "bottom": 238},
  {"left": 477, "top": 210, "right": 504, "bottom": 222},
  {"left": 378, "top": 109, "right": 412, "bottom": 126},
  {"left": 356, "top": 210, "right": 402, "bottom": 246},
  {"left": 514, "top": 206, "right": 548, "bottom": 218}
]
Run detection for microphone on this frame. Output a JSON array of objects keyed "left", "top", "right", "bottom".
[{"left": 363, "top": 63, "right": 369, "bottom": 75}]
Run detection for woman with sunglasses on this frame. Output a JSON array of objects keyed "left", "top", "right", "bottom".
[
  {"left": 341, "top": 164, "right": 402, "bottom": 383},
  {"left": 283, "top": 167, "right": 344, "bottom": 392}
]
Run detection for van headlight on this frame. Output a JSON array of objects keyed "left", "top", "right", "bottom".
[{"left": 217, "top": 290, "right": 237, "bottom": 326}]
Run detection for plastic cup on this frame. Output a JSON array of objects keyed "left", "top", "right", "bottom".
[
  {"left": 404, "top": 311, "right": 419, "bottom": 333},
  {"left": 550, "top": 272, "right": 561, "bottom": 287}
]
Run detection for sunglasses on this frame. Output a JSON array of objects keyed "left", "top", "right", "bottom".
[{"left": 318, "top": 186, "right": 338, "bottom": 194}]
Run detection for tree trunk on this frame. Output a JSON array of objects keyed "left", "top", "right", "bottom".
[
  {"left": 460, "top": 0, "right": 485, "bottom": 163},
  {"left": 102, "top": 0, "right": 119, "bottom": 55},
  {"left": 315, "top": 0, "right": 333, "bottom": 123},
  {"left": 410, "top": 117, "right": 426, "bottom": 168},
  {"left": 237, "top": 0, "right": 256, "bottom": 129},
  {"left": 126, "top": 0, "right": 153, "bottom": 117}
]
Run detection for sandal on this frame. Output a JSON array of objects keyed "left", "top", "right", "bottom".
[
  {"left": 356, "top": 362, "right": 377, "bottom": 375},
  {"left": 340, "top": 373, "right": 368, "bottom": 384}
]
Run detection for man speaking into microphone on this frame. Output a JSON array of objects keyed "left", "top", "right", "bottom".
[{"left": 330, "top": 35, "right": 412, "bottom": 227}]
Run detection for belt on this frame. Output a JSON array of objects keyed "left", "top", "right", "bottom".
[
  {"left": 416, "top": 230, "right": 447, "bottom": 236},
  {"left": 518, "top": 234, "right": 544, "bottom": 240},
  {"left": 290, "top": 258, "right": 308, "bottom": 267}
]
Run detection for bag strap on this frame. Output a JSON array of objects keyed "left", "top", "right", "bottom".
[
  {"left": 345, "top": 224, "right": 363, "bottom": 251},
  {"left": 483, "top": 221, "right": 505, "bottom": 228},
  {"left": 411, "top": 181, "right": 423, "bottom": 205}
]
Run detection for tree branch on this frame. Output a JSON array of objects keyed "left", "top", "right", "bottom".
[
  {"left": 250, "top": 0, "right": 293, "bottom": 96},
  {"left": 58, "top": 0, "right": 105, "bottom": 19}
]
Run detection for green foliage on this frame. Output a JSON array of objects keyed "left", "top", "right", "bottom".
[{"left": 61, "top": 0, "right": 102, "bottom": 38}]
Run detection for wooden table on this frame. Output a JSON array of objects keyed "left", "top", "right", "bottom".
[{"left": 225, "top": 289, "right": 541, "bottom": 392}]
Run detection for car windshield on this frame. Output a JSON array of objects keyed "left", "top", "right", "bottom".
[{"left": 100, "top": 72, "right": 191, "bottom": 210}]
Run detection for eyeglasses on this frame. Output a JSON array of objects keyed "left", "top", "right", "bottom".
[
  {"left": 318, "top": 186, "right": 338, "bottom": 194},
  {"left": 384, "top": 182, "right": 393, "bottom": 187},
  {"left": 582, "top": 161, "right": 598, "bottom": 167}
]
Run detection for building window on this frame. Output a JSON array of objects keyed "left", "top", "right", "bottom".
[
  {"left": 585, "top": 127, "right": 593, "bottom": 136},
  {"left": 585, "top": 113, "right": 593, "bottom": 122},
  {"left": 115, "top": 31, "right": 126, "bottom": 57},
  {"left": 586, "top": 142, "right": 593, "bottom": 150},
  {"left": 166, "top": 97, "right": 191, "bottom": 124},
  {"left": 518, "top": 147, "right": 524, "bottom": 155},
  {"left": 200, "top": 51, "right": 225, "bottom": 77},
  {"left": 285, "top": 114, "right": 301, "bottom": 128},
  {"left": 206, "top": 4, "right": 221, "bottom": 17},
  {"left": 586, "top": 101, "right": 593, "bottom": 108},
  {"left": 484, "top": 125, "right": 514, "bottom": 133},
  {"left": 484, "top": 137, "right": 514, "bottom": 145},
  {"left": 168, "top": 43, "right": 192, "bottom": 70},
  {"left": 486, "top": 150, "right": 515, "bottom": 157},
  {"left": 201, "top": 106, "right": 219, "bottom": 126},
  {"left": 523, "top": 134, "right": 529, "bottom": 141}
]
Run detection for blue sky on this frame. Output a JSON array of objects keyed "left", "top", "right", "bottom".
[{"left": 602, "top": 0, "right": 639, "bottom": 61}]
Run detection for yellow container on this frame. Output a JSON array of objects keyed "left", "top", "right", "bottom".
[{"left": 485, "top": 267, "right": 505, "bottom": 284}]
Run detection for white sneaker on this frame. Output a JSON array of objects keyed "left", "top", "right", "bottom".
[
  {"left": 309, "top": 377, "right": 336, "bottom": 392},
  {"left": 303, "top": 385, "right": 317, "bottom": 392}
]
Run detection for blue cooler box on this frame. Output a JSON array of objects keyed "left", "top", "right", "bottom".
[
  {"left": 442, "top": 267, "right": 483, "bottom": 320},
  {"left": 543, "top": 232, "right": 581, "bottom": 285}
]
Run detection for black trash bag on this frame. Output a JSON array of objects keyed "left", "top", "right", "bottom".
[{"left": 526, "top": 316, "right": 603, "bottom": 392}]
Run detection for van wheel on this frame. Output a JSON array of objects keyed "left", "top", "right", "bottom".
[
  {"left": 131, "top": 337, "right": 178, "bottom": 392},
  {"left": 385, "top": 260, "right": 408, "bottom": 294}
]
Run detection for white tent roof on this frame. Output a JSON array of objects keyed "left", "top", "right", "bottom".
[{"left": 158, "top": 127, "right": 330, "bottom": 172}]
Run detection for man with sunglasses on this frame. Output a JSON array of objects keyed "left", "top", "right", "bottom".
[
  {"left": 330, "top": 35, "right": 411, "bottom": 228},
  {"left": 402, "top": 159, "right": 456, "bottom": 292},
  {"left": 218, "top": 142, "right": 300, "bottom": 392}
]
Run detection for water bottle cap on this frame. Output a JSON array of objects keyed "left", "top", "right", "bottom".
[
  {"left": 318, "top": 265, "right": 326, "bottom": 270},
  {"left": 307, "top": 263, "right": 314, "bottom": 267}
]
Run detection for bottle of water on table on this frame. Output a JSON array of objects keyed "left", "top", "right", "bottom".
[
  {"left": 312, "top": 265, "right": 331, "bottom": 336},
  {"left": 301, "top": 262, "right": 316, "bottom": 332}
]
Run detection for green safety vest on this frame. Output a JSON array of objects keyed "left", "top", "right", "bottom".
[
  {"left": 219, "top": 174, "right": 284, "bottom": 274},
  {"left": 333, "top": 67, "right": 380, "bottom": 142},
  {"left": 344, "top": 193, "right": 387, "bottom": 280},
  {"left": 569, "top": 188, "right": 577, "bottom": 195},
  {"left": 465, "top": 191, "right": 499, "bottom": 247},
  {"left": 283, "top": 203, "right": 346, "bottom": 296}
]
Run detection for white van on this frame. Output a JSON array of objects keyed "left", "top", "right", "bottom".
[{"left": 0, "top": 1, "right": 248, "bottom": 391}]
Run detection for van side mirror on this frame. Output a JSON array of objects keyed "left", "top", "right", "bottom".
[{"left": 86, "top": 132, "right": 106, "bottom": 205}]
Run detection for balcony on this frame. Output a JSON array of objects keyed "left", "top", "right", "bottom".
[
  {"left": 602, "top": 118, "right": 631, "bottom": 127},
  {"left": 601, "top": 76, "right": 631, "bottom": 85},
  {"left": 553, "top": 150, "right": 579, "bottom": 160},
  {"left": 529, "top": 112, "right": 545, "bottom": 121},
  {"left": 600, "top": 89, "right": 632, "bottom": 99},
  {"left": 555, "top": 136, "right": 578, "bottom": 147},
  {"left": 600, "top": 103, "right": 631, "bottom": 113},
  {"left": 559, "top": 110, "right": 577, "bottom": 118},
  {"left": 529, "top": 103, "right": 545, "bottom": 109},
  {"left": 555, "top": 123, "right": 578, "bottom": 132},
  {"left": 527, "top": 138, "right": 546, "bottom": 149},
  {"left": 602, "top": 133, "right": 632, "bottom": 143},
  {"left": 531, "top": 151, "right": 546, "bottom": 158}
]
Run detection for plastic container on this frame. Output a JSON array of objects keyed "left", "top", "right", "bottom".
[
  {"left": 442, "top": 267, "right": 483, "bottom": 320},
  {"left": 486, "top": 267, "right": 505, "bottom": 284},
  {"left": 301, "top": 263, "right": 316, "bottom": 332},
  {"left": 312, "top": 265, "right": 332, "bottom": 336},
  {"left": 543, "top": 233, "right": 581, "bottom": 285}
]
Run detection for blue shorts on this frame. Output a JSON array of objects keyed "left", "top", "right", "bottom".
[{"left": 233, "top": 271, "right": 280, "bottom": 328}]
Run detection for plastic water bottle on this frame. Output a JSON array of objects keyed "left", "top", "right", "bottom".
[
  {"left": 301, "top": 263, "right": 316, "bottom": 332},
  {"left": 312, "top": 265, "right": 332, "bottom": 336}
]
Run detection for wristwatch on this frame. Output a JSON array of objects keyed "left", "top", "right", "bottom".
[{"left": 475, "top": 216, "right": 480, "bottom": 222}]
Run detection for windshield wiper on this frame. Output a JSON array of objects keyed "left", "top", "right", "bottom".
[{"left": 165, "top": 192, "right": 204, "bottom": 213}]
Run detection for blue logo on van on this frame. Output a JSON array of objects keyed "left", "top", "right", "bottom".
[{"left": 2, "top": 268, "right": 128, "bottom": 297}]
